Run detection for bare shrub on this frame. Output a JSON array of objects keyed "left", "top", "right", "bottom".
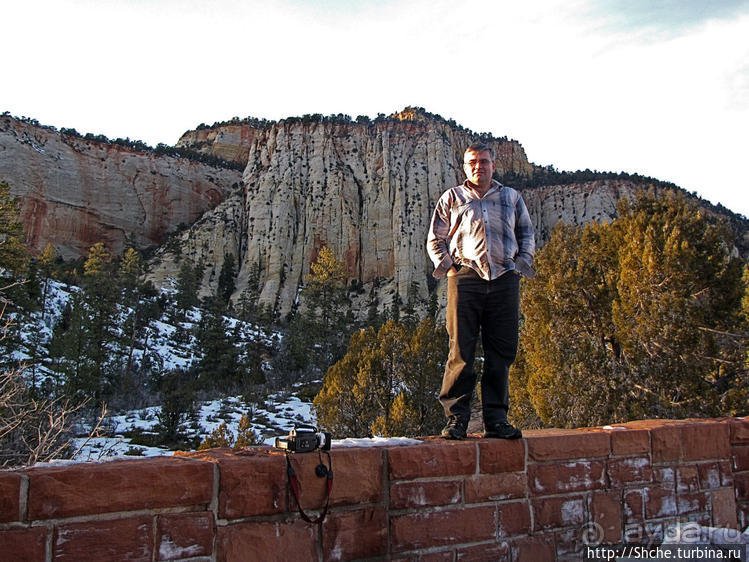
[{"left": 0, "top": 291, "right": 106, "bottom": 468}]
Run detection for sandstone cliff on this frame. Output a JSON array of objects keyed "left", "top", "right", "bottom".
[
  {"left": 148, "top": 110, "right": 650, "bottom": 319},
  {"left": 3, "top": 109, "right": 743, "bottom": 321},
  {"left": 176, "top": 120, "right": 266, "bottom": 167},
  {"left": 0, "top": 115, "right": 243, "bottom": 259}
]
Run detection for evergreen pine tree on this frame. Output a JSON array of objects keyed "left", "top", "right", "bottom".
[
  {"left": 287, "top": 246, "right": 351, "bottom": 376},
  {"left": 0, "top": 181, "right": 28, "bottom": 276},
  {"left": 237, "top": 259, "right": 262, "bottom": 322},
  {"left": 38, "top": 243, "right": 57, "bottom": 323},
  {"left": 174, "top": 260, "right": 200, "bottom": 316},
  {"left": 217, "top": 253, "right": 237, "bottom": 308},
  {"left": 195, "top": 297, "right": 242, "bottom": 392},
  {"left": 48, "top": 243, "right": 121, "bottom": 401},
  {"left": 117, "top": 248, "right": 160, "bottom": 408},
  {"left": 313, "top": 326, "right": 379, "bottom": 437},
  {"left": 516, "top": 190, "right": 747, "bottom": 427},
  {"left": 314, "top": 317, "right": 447, "bottom": 437},
  {"left": 402, "top": 281, "right": 421, "bottom": 329}
]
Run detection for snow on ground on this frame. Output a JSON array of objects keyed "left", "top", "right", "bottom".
[
  {"left": 332, "top": 437, "right": 423, "bottom": 448},
  {"left": 70, "top": 393, "right": 425, "bottom": 462},
  {"left": 10, "top": 278, "right": 426, "bottom": 464},
  {"left": 71, "top": 390, "right": 317, "bottom": 461}
]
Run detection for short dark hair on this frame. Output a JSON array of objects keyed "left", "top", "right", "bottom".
[{"left": 465, "top": 142, "right": 495, "bottom": 160}]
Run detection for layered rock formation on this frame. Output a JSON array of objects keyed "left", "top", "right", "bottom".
[
  {"left": 148, "top": 110, "right": 647, "bottom": 318},
  {"left": 0, "top": 115, "right": 242, "bottom": 259},
  {"left": 3, "top": 109, "right": 742, "bottom": 320},
  {"left": 176, "top": 121, "right": 265, "bottom": 167}
]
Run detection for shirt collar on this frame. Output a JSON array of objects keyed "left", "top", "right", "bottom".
[{"left": 462, "top": 179, "right": 502, "bottom": 198}]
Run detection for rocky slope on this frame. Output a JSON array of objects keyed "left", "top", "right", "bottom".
[{"left": 0, "top": 115, "right": 242, "bottom": 259}]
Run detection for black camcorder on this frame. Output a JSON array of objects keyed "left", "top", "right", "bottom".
[{"left": 275, "top": 424, "right": 332, "bottom": 453}]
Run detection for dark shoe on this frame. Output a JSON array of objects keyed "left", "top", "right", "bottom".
[
  {"left": 484, "top": 422, "right": 522, "bottom": 439},
  {"left": 441, "top": 416, "right": 467, "bottom": 440}
]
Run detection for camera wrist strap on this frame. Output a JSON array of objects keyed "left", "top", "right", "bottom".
[{"left": 284, "top": 451, "right": 334, "bottom": 524}]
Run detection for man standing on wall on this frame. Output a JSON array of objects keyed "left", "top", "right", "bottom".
[{"left": 427, "top": 142, "right": 535, "bottom": 440}]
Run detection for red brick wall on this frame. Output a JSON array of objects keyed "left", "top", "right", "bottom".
[{"left": 0, "top": 417, "right": 747, "bottom": 561}]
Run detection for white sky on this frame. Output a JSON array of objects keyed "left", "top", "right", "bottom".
[{"left": 3, "top": 0, "right": 749, "bottom": 215}]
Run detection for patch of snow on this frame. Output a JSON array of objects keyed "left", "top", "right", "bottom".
[{"left": 331, "top": 437, "right": 423, "bottom": 448}]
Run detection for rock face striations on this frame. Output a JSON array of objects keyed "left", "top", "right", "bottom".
[
  {"left": 147, "top": 109, "right": 647, "bottom": 318},
  {"left": 0, "top": 115, "right": 242, "bottom": 260}
]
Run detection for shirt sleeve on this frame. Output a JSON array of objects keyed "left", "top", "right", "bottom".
[
  {"left": 426, "top": 192, "right": 455, "bottom": 279},
  {"left": 514, "top": 193, "right": 536, "bottom": 278}
]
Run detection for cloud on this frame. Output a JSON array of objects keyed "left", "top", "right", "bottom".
[
  {"left": 2, "top": 0, "right": 748, "bottom": 214},
  {"left": 588, "top": 0, "right": 749, "bottom": 36}
]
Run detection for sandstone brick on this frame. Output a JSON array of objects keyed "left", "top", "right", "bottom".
[
  {"left": 555, "top": 527, "right": 585, "bottom": 558},
  {"left": 676, "top": 465, "right": 700, "bottom": 493},
  {"left": 729, "top": 417, "right": 749, "bottom": 444},
  {"left": 456, "top": 541, "right": 511, "bottom": 561},
  {"left": 390, "top": 506, "right": 495, "bottom": 552},
  {"left": 623, "top": 521, "right": 650, "bottom": 544},
  {"left": 390, "top": 480, "right": 462, "bottom": 510},
  {"left": 733, "top": 445, "right": 749, "bottom": 472},
  {"left": 529, "top": 460, "right": 606, "bottom": 494},
  {"left": 322, "top": 507, "right": 387, "bottom": 561},
  {"left": 197, "top": 449, "right": 285, "bottom": 518},
  {"left": 593, "top": 491, "right": 623, "bottom": 544},
  {"left": 156, "top": 512, "right": 214, "bottom": 560},
  {"left": 26, "top": 457, "right": 213, "bottom": 520},
  {"left": 676, "top": 491, "right": 709, "bottom": 516},
  {"left": 681, "top": 422, "right": 730, "bottom": 461},
  {"left": 688, "top": 509, "right": 713, "bottom": 527},
  {"left": 217, "top": 519, "right": 317, "bottom": 562},
  {"left": 711, "top": 488, "right": 738, "bottom": 529},
  {"left": 0, "top": 528, "right": 47, "bottom": 562},
  {"left": 497, "top": 500, "right": 531, "bottom": 537},
  {"left": 643, "top": 521, "right": 666, "bottom": 545},
  {"left": 735, "top": 472, "right": 749, "bottom": 501},
  {"left": 624, "top": 490, "right": 644, "bottom": 523},
  {"left": 54, "top": 516, "right": 153, "bottom": 561},
  {"left": 0, "top": 472, "right": 22, "bottom": 523},
  {"left": 653, "top": 466, "right": 676, "bottom": 487},
  {"left": 289, "top": 447, "right": 382, "bottom": 510},
  {"left": 513, "top": 535, "right": 555, "bottom": 562},
  {"left": 608, "top": 456, "right": 652, "bottom": 487},
  {"left": 388, "top": 441, "right": 476, "bottom": 480},
  {"left": 464, "top": 472, "right": 526, "bottom": 503},
  {"left": 478, "top": 439, "right": 525, "bottom": 473},
  {"left": 532, "top": 495, "right": 586, "bottom": 530},
  {"left": 698, "top": 462, "right": 725, "bottom": 489},
  {"left": 610, "top": 429, "right": 650, "bottom": 456},
  {"left": 650, "top": 424, "right": 683, "bottom": 463},
  {"left": 412, "top": 552, "right": 453, "bottom": 562},
  {"left": 738, "top": 502, "right": 749, "bottom": 530},
  {"left": 644, "top": 485, "right": 677, "bottom": 519},
  {"left": 718, "top": 461, "right": 734, "bottom": 487},
  {"left": 525, "top": 429, "right": 610, "bottom": 461}
]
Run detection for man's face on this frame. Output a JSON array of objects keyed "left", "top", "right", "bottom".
[{"left": 463, "top": 149, "right": 495, "bottom": 188}]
